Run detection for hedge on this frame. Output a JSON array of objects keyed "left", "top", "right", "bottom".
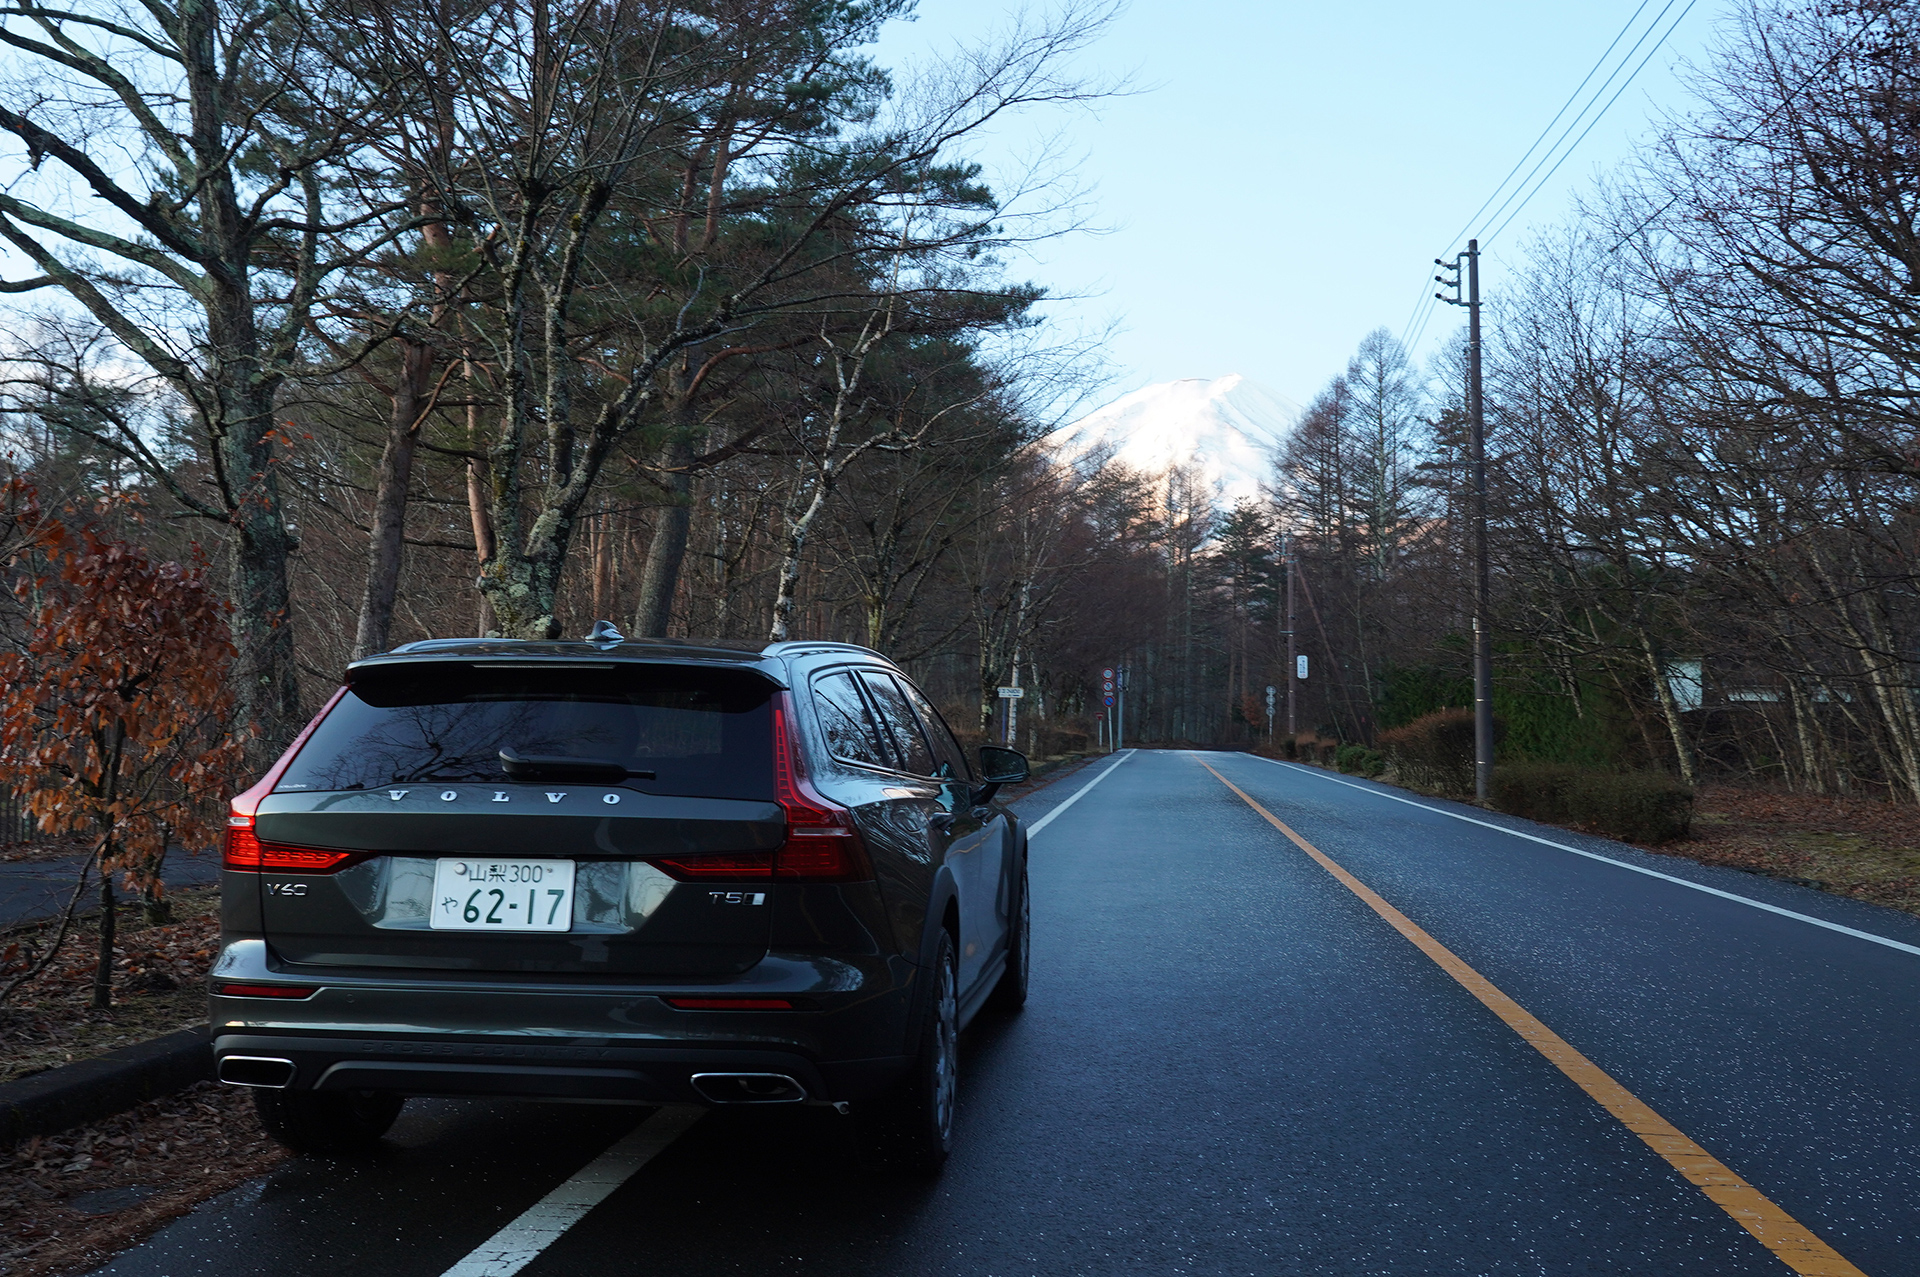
[
  {"left": 1376, "top": 708, "right": 1502, "bottom": 796},
  {"left": 1491, "top": 762, "right": 1693, "bottom": 844},
  {"left": 1335, "top": 744, "right": 1386, "bottom": 777}
]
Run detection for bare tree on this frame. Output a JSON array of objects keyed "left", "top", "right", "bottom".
[{"left": 0, "top": 0, "right": 407, "bottom": 750}]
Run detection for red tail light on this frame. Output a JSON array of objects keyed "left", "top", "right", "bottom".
[
  {"left": 225, "top": 686, "right": 354, "bottom": 872},
  {"left": 651, "top": 852, "right": 775, "bottom": 881},
  {"left": 662, "top": 996, "right": 793, "bottom": 1010},
  {"left": 770, "top": 696, "right": 871, "bottom": 882},
  {"left": 223, "top": 817, "right": 357, "bottom": 872},
  {"left": 217, "top": 982, "right": 319, "bottom": 999}
]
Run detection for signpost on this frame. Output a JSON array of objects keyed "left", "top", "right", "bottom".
[
  {"left": 1265, "top": 685, "right": 1275, "bottom": 739},
  {"left": 998, "top": 683, "right": 1024, "bottom": 744},
  {"left": 1100, "top": 667, "right": 1115, "bottom": 753}
]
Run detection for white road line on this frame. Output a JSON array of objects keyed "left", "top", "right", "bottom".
[
  {"left": 440, "top": 1105, "right": 703, "bottom": 1277},
  {"left": 1250, "top": 755, "right": 1920, "bottom": 961},
  {"left": 1027, "top": 750, "right": 1133, "bottom": 838}
]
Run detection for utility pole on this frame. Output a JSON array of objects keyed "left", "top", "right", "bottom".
[
  {"left": 1006, "top": 661, "right": 1021, "bottom": 746},
  {"left": 1283, "top": 531, "right": 1298, "bottom": 737},
  {"left": 1438, "top": 240, "right": 1494, "bottom": 801}
]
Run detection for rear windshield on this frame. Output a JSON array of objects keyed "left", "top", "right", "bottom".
[{"left": 277, "top": 664, "right": 775, "bottom": 801}]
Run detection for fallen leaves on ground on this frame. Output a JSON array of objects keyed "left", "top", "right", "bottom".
[
  {"left": 1642, "top": 785, "right": 1920, "bottom": 916},
  {"left": 0, "top": 887, "right": 219, "bottom": 1085},
  {"left": 0, "top": 1080, "right": 284, "bottom": 1277}
]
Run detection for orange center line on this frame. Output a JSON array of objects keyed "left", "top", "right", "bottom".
[{"left": 1193, "top": 755, "right": 1867, "bottom": 1277}]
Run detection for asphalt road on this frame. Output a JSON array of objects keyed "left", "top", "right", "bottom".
[
  {"left": 89, "top": 750, "right": 1920, "bottom": 1276},
  {"left": 0, "top": 850, "right": 220, "bottom": 930}
]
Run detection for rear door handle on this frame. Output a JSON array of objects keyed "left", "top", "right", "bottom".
[{"left": 930, "top": 812, "right": 957, "bottom": 833}]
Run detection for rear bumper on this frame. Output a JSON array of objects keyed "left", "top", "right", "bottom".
[
  {"left": 207, "top": 939, "right": 919, "bottom": 1105},
  {"left": 212, "top": 1032, "right": 908, "bottom": 1105}
]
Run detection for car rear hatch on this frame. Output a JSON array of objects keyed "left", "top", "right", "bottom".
[{"left": 249, "top": 658, "right": 784, "bottom": 976}]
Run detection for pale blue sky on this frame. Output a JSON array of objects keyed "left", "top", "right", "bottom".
[{"left": 876, "top": 0, "right": 1722, "bottom": 413}]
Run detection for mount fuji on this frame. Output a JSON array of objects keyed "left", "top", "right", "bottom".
[{"left": 1048, "top": 375, "right": 1298, "bottom": 509}]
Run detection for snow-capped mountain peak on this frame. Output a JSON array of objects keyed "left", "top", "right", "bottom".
[{"left": 1047, "top": 375, "right": 1297, "bottom": 509}]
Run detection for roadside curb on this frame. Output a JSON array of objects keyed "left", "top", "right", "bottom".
[{"left": 0, "top": 1026, "right": 211, "bottom": 1146}]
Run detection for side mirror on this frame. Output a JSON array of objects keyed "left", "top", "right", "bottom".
[{"left": 970, "top": 746, "right": 1030, "bottom": 806}]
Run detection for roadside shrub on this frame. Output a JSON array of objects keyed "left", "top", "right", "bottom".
[
  {"left": 1336, "top": 744, "right": 1386, "bottom": 777},
  {"left": 1033, "top": 726, "right": 1090, "bottom": 757},
  {"left": 1377, "top": 708, "right": 1501, "bottom": 796},
  {"left": 1565, "top": 771, "right": 1694, "bottom": 844},
  {"left": 1291, "top": 734, "right": 1346, "bottom": 767},
  {"left": 1490, "top": 762, "right": 1580, "bottom": 823},
  {"left": 1491, "top": 763, "right": 1693, "bottom": 844},
  {"left": 1281, "top": 737, "right": 1298, "bottom": 760}
]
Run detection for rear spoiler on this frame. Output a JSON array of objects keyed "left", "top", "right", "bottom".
[{"left": 343, "top": 650, "right": 789, "bottom": 690}]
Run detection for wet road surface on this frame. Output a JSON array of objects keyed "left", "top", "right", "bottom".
[
  {"left": 90, "top": 751, "right": 1920, "bottom": 1275},
  {"left": 0, "top": 851, "right": 219, "bottom": 929}
]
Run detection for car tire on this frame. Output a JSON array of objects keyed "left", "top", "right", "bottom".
[
  {"left": 253, "top": 1088, "right": 404, "bottom": 1156},
  {"left": 863, "top": 928, "right": 958, "bottom": 1175},
  {"left": 986, "top": 859, "right": 1029, "bottom": 1013}
]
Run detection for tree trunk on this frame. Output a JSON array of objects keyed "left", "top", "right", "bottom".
[
  {"left": 590, "top": 514, "right": 615, "bottom": 621},
  {"left": 92, "top": 866, "right": 114, "bottom": 1010},
  {"left": 465, "top": 375, "right": 497, "bottom": 637},
  {"left": 770, "top": 472, "right": 833, "bottom": 643},
  {"left": 353, "top": 337, "right": 433, "bottom": 659},
  {"left": 221, "top": 379, "right": 301, "bottom": 760},
  {"left": 1637, "top": 629, "right": 1698, "bottom": 787},
  {"left": 633, "top": 418, "right": 695, "bottom": 638},
  {"left": 1787, "top": 679, "right": 1825, "bottom": 794},
  {"left": 140, "top": 835, "right": 171, "bottom": 925},
  {"left": 635, "top": 479, "right": 691, "bottom": 637}
]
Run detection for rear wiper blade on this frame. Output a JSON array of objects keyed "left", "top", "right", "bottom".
[{"left": 498, "top": 748, "right": 655, "bottom": 782}]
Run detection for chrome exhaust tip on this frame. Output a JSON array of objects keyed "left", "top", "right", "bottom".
[
  {"left": 689, "top": 1072, "right": 808, "bottom": 1104},
  {"left": 217, "top": 1055, "right": 297, "bottom": 1089}
]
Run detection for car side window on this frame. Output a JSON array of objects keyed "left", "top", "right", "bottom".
[
  {"left": 812, "top": 671, "right": 891, "bottom": 769},
  {"left": 859, "top": 672, "right": 938, "bottom": 777},
  {"left": 895, "top": 677, "right": 970, "bottom": 782}
]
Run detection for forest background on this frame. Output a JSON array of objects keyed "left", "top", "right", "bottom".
[{"left": 0, "top": 0, "right": 1911, "bottom": 857}]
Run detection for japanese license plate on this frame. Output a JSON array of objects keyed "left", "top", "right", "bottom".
[{"left": 430, "top": 859, "right": 575, "bottom": 931}]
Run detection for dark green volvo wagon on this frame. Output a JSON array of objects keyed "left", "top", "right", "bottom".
[{"left": 211, "top": 635, "right": 1030, "bottom": 1172}]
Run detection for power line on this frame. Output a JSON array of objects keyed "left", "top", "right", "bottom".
[
  {"left": 1440, "top": 0, "right": 1659, "bottom": 261},
  {"left": 1396, "top": 0, "right": 1664, "bottom": 351},
  {"left": 1468, "top": 0, "right": 1685, "bottom": 248},
  {"left": 1481, "top": 0, "right": 1698, "bottom": 248}
]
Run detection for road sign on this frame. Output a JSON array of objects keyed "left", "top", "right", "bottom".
[
  {"left": 1102, "top": 668, "right": 1114, "bottom": 679},
  {"left": 1265, "top": 685, "right": 1275, "bottom": 707},
  {"left": 997, "top": 686, "right": 1024, "bottom": 699},
  {"left": 1103, "top": 697, "right": 1113, "bottom": 706},
  {"left": 1297, "top": 655, "right": 1309, "bottom": 679}
]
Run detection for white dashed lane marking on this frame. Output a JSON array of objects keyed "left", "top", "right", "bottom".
[{"left": 439, "top": 1105, "right": 703, "bottom": 1277}]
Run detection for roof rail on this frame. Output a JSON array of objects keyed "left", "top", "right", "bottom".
[
  {"left": 761, "top": 640, "right": 884, "bottom": 659},
  {"left": 388, "top": 637, "right": 521, "bottom": 653}
]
